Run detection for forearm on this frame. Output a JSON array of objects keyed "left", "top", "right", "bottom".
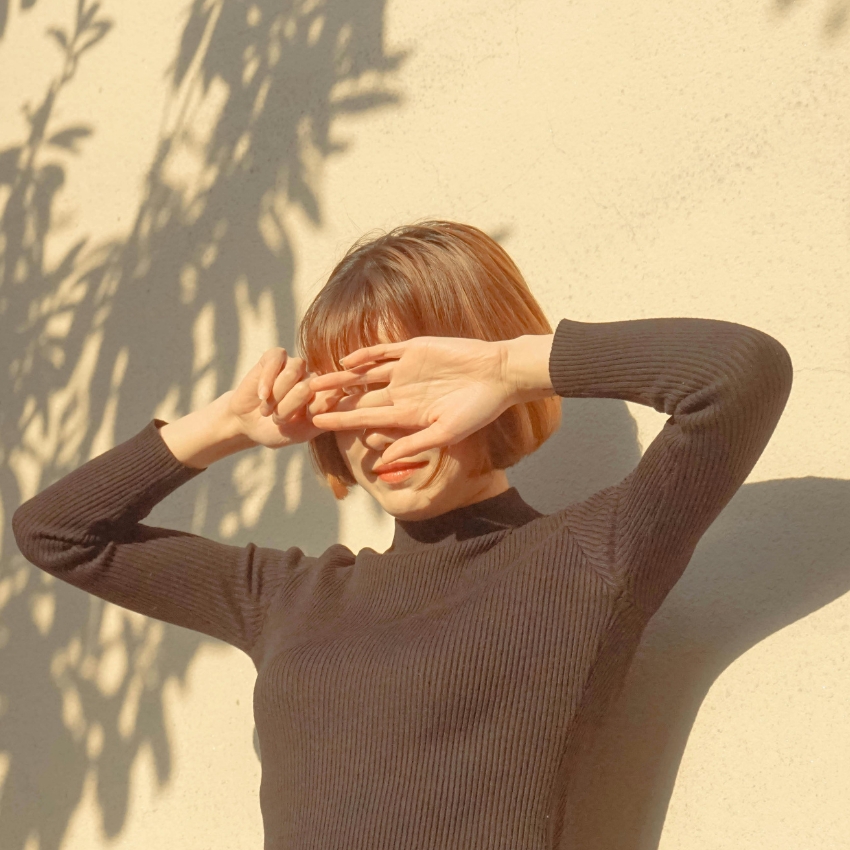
[
  {"left": 502, "top": 334, "right": 557, "bottom": 404},
  {"left": 532, "top": 316, "right": 793, "bottom": 614},
  {"left": 159, "top": 392, "right": 257, "bottom": 469}
]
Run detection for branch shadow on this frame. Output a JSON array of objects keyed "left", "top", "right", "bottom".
[
  {"left": 772, "top": 0, "right": 849, "bottom": 39},
  {"left": 0, "top": 0, "right": 45, "bottom": 43},
  {"left": 0, "top": 1, "right": 407, "bottom": 848},
  {"left": 510, "top": 403, "right": 850, "bottom": 849},
  {"left": 3, "top": 1, "right": 844, "bottom": 848}
]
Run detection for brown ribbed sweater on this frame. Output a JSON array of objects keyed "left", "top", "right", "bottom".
[{"left": 12, "top": 317, "right": 793, "bottom": 849}]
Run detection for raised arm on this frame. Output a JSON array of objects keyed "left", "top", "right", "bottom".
[
  {"left": 523, "top": 316, "right": 793, "bottom": 615},
  {"left": 11, "top": 346, "right": 341, "bottom": 656},
  {"left": 11, "top": 403, "right": 304, "bottom": 655}
]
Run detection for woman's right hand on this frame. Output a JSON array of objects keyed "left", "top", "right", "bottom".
[{"left": 228, "top": 347, "right": 344, "bottom": 449}]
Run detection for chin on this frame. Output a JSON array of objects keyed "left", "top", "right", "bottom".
[{"left": 376, "top": 490, "right": 433, "bottom": 516}]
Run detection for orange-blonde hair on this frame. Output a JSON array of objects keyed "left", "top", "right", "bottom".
[{"left": 296, "top": 219, "right": 562, "bottom": 500}]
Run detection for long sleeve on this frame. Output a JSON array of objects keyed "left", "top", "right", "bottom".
[
  {"left": 549, "top": 316, "right": 794, "bottom": 615},
  {"left": 11, "top": 418, "right": 304, "bottom": 656}
]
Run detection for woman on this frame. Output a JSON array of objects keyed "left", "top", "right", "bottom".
[{"left": 13, "top": 220, "right": 793, "bottom": 848}]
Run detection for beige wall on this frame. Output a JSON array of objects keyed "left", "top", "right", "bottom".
[{"left": 1, "top": 0, "right": 848, "bottom": 847}]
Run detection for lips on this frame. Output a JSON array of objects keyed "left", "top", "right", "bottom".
[{"left": 373, "top": 461, "right": 428, "bottom": 475}]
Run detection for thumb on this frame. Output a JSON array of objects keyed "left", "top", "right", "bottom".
[{"left": 381, "top": 422, "right": 447, "bottom": 466}]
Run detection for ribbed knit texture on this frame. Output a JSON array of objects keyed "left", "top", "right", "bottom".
[{"left": 12, "top": 317, "right": 794, "bottom": 849}]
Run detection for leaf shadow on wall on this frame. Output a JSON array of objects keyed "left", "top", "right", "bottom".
[
  {"left": 512, "top": 405, "right": 850, "bottom": 848},
  {"left": 0, "top": 0, "right": 34, "bottom": 42},
  {"left": 1, "top": 4, "right": 117, "bottom": 847},
  {"left": 0, "top": 1, "right": 407, "bottom": 849},
  {"left": 773, "top": 0, "right": 849, "bottom": 38}
]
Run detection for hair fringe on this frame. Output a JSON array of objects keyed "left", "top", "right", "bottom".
[{"left": 296, "top": 220, "right": 562, "bottom": 500}]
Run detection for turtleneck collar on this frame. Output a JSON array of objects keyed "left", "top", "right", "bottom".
[{"left": 386, "top": 486, "right": 543, "bottom": 555}]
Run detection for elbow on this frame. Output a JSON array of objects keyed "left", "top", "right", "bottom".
[
  {"left": 738, "top": 327, "right": 794, "bottom": 403},
  {"left": 759, "top": 333, "right": 794, "bottom": 401},
  {"left": 10, "top": 506, "right": 64, "bottom": 572},
  {"left": 776, "top": 339, "right": 794, "bottom": 396},
  {"left": 11, "top": 503, "right": 83, "bottom": 573},
  {"left": 11, "top": 502, "right": 40, "bottom": 564}
]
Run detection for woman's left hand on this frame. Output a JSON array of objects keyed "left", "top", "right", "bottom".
[{"left": 306, "top": 336, "right": 517, "bottom": 467}]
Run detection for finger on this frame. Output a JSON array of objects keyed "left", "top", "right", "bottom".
[
  {"left": 268, "top": 357, "right": 305, "bottom": 406},
  {"left": 307, "top": 387, "right": 346, "bottom": 417},
  {"left": 335, "top": 386, "right": 392, "bottom": 412},
  {"left": 309, "top": 404, "right": 404, "bottom": 431},
  {"left": 272, "top": 376, "right": 312, "bottom": 420},
  {"left": 339, "top": 341, "right": 405, "bottom": 369},
  {"left": 378, "top": 422, "right": 449, "bottom": 467},
  {"left": 312, "top": 362, "right": 392, "bottom": 392},
  {"left": 302, "top": 390, "right": 357, "bottom": 417},
  {"left": 337, "top": 380, "right": 390, "bottom": 404},
  {"left": 308, "top": 362, "right": 393, "bottom": 393},
  {"left": 258, "top": 348, "right": 287, "bottom": 399}
]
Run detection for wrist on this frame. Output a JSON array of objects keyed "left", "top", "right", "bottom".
[
  {"left": 501, "top": 334, "right": 557, "bottom": 405},
  {"left": 210, "top": 391, "right": 258, "bottom": 448},
  {"left": 159, "top": 393, "right": 256, "bottom": 470}
]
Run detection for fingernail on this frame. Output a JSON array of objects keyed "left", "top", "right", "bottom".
[{"left": 258, "top": 384, "right": 267, "bottom": 399}]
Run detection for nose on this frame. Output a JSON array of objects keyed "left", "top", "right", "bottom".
[
  {"left": 362, "top": 427, "right": 398, "bottom": 445},
  {"left": 361, "top": 427, "right": 418, "bottom": 451}
]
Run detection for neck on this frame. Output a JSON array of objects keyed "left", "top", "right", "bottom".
[{"left": 387, "top": 486, "right": 543, "bottom": 554}]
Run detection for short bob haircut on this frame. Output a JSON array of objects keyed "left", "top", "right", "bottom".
[{"left": 296, "top": 219, "right": 562, "bottom": 500}]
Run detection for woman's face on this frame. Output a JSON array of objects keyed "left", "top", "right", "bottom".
[
  {"left": 333, "top": 422, "right": 510, "bottom": 521},
  {"left": 325, "top": 328, "right": 509, "bottom": 519}
]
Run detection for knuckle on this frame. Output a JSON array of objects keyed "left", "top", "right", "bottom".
[
  {"left": 264, "top": 347, "right": 286, "bottom": 364},
  {"left": 280, "top": 355, "right": 303, "bottom": 374}
]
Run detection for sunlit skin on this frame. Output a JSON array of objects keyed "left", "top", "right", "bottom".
[
  {"left": 312, "top": 333, "right": 512, "bottom": 521},
  {"left": 333, "top": 420, "right": 510, "bottom": 522}
]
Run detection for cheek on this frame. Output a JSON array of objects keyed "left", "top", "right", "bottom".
[{"left": 334, "top": 432, "right": 359, "bottom": 468}]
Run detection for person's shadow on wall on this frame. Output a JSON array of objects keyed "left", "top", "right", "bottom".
[
  {"left": 551, "top": 1, "right": 850, "bottom": 844},
  {"left": 509, "top": 396, "right": 850, "bottom": 849},
  {"left": 1, "top": 3, "right": 847, "bottom": 850}
]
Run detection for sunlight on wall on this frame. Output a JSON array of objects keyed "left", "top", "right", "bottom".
[
  {"left": 88, "top": 346, "right": 130, "bottom": 460},
  {"left": 283, "top": 451, "right": 305, "bottom": 515},
  {"left": 220, "top": 449, "right": 277, "bottom": 537},
  {"left": 232, "top": 276, "right": 280, "bottom": 392},
  {"left": 1, "top": 0, "right": 848, "bottom": 849}
]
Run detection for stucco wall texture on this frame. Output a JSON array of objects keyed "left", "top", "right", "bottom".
[{"left": 1, "top": 0, "right": 848, "bottom": 848}]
